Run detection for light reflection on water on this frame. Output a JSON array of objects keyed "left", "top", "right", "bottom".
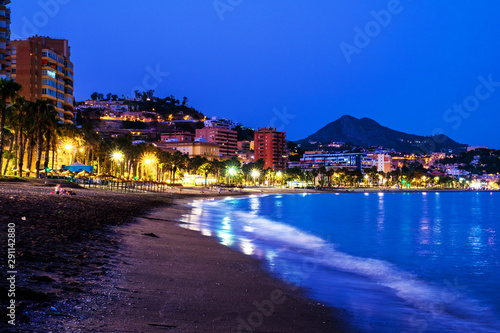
[{"left": 179, "top": 192, "right": 500, "bottom": 332}]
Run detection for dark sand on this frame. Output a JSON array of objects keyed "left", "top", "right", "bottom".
[{"left": 1, "top": 180, "right": 349, "bottom": 332}]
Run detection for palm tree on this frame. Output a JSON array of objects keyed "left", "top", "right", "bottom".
[
  {"left": 12, "top": 98, "right": 35, "bottom": 177},
  {"left": 43, "top": 106, "right": 59, "bottom": 170},
  {"left": 170, "top": 151, "right": 187, "bottom": 184},
  {"left": 326, "top": 169, "right": 334, "bottom": 187},
  {"left": 210, "top": 159, "right": 225, "bottom": 184},
  {"left": 311, "top": 169, "right": 319, "bottom": 186},
  {"left": 187, "top": 155, "right": 207, "bottom": 174},
  {"left": 33, "top": 100, "right": 56, "bottom": 178},
  {"left": 0, "top": 78, "right": 22, "bottom": 174},
  {"left": 198, "top": 162, "right": 213, "bottom": 187}
]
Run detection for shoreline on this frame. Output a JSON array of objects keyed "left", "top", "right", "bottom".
[
  {"left": 0, "top": 181, "right": 349, "bottom": 332},
  {"left": 61, "top": 199, "right": 350, "bottom": 332},
  {"left": 2, "top": 180, "right": 495, "bottom": 331}
]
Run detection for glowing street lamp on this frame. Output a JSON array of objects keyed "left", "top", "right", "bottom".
[
  {"left": 64, "top": 144, "right": 74, "bottom": 164},
  {"left": 111, "top": 151, "right": 124, "bottom": 175},
  {"left": 251, "top": 169, "right": 260, "bottom": 185},
  {"left": 112, "top": 151, "right": 124, "bottom": 161},
  {"left": 227, "top": 166, "right": 237, "bottom": 184},
  {"left": 228, "top": 167, "right": 237, "bottom": 176}
]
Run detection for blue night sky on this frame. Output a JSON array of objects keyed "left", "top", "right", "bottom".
[{"left": 11, "top": 0, "right": 500, "bottom": 148}]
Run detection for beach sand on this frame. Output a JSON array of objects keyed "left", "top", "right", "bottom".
[{"left": 0, "top": 180, "right": 349, "bottom": 332}]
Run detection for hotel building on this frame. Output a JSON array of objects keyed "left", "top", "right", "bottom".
[
  {"left": 11, "top": 37, "right": 74, "bottom": 123},
  {"left": 290, "top": 152, "right": 373, "bottom": 171},
  {"left": 196, "top": 126, "right": 237, "bottom": 157},
  {"left": 0, "top": 0, "right": 11, "bottom": 79},
  {"left": 254, "top": 128, "right": 287, "bottom": 170}
]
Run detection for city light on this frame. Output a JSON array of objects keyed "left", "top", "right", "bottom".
[
  {"left": 112, "top": 151, "right": 124, "bottom": 161},
  {"left": 227, "top": 167, "right": 237, "bottom": 176},
  {"left": 251, "top": 170, "right": 260, "bottom": 178}
]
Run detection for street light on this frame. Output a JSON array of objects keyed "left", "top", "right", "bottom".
[
  {"left": 251, "top": 169, "right": 260, "bottom": 185},
  {"left": 227, "top": 166, "right": 237, "bottom": 184},
  {"left": 111, "top": 151, "right": 124, "bottom": 176},
  {"left": 65, "top": 144, "right": 74, "bottom": 165}
]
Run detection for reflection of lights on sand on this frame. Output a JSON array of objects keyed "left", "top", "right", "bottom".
[
  {"left": 422, "top": 192, "right": 427, "bottom": 195},
  {"left": 378, "top": 192, "right": 384, "bottom": 197},
  {"left": 364, "top": 193, "right": 369, "bottom": 196},
  {"left": 240, "top": 238, "right": 255, "bottom": 256}
]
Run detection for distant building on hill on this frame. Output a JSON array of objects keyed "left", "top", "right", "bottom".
[
  {"left": 254, "top": 128, "right": 287, "bottom": 170},
  {"left": 83, "top": 100, "right": 130, "bottom": 112},
  {"left": 11, "top": 36, "right": 74, "bottom": 123},
  {"left": 204, "top": 116, "right": 235, "bottom": 129},
  {"left": 467, "top": 146, "right": 488, "bottom": 152}
]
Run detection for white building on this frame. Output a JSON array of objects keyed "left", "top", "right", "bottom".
[
  {"left": 368, "top": 154, "right": 392, "bottom": 173},
  {"left": 204, "top": 117, "right": 236, "bottom": 129}
]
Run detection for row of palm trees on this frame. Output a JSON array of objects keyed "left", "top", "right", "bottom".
[{"left": 0, "top": 79, "right": 64, "bottom": 178}]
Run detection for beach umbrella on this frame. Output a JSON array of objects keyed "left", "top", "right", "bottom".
[{"left": 77, "top": 170, "right": 92, "bottom": 177}]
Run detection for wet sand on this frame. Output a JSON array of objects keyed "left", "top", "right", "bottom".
[{"left": 0, "top": 180, "right": 349, "bottom": 332}]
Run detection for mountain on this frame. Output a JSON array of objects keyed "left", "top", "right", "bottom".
[{"left": 296, "top": 115, "right": 467, "bottom": 153}]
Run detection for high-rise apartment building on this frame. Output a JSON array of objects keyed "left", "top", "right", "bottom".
[
  {"left": 254, "top": 128, "right": 287, "bottom": 170},
  {"left": 11, "top": 37, "right": 74, "bottom": 123},
  {"left": 196, "top": 126, "right": 237, "bottom": 157},
  {"left": 0, "top": 0, "right": 11, "bottom": 79}
]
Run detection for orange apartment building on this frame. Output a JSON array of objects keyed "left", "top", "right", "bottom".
[
  {"left": 11, "top": 36, "right": 74, "bottom": 123},
  {"left": 196, "top": 126, "right": 237, "bottom": 157},
  {"left": 0, "top": 0, "right": 11, "bottom": 79},
  {"left": 254, "top": 128, "right": 287, "bottom": 170}
]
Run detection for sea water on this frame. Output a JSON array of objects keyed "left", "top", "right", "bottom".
[{"left": 180, "top": 192, "right": 500, "bottom": 332}]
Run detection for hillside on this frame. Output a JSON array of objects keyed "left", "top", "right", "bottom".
[{"left": 297, "top": 115, "right": 467, "bottom": 153}]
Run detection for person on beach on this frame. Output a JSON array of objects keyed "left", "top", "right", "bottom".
[
  {"left": 55, "top": 184, "right": 67, "bottom": 195},
  {"left": 54, "top": 184, "right": 76, "bottom": 195}
]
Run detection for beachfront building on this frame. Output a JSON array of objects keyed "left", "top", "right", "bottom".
[
  {"left": 153, "top": 140, "right": 220, "bottom": 160},
  {"left": 289, "top": 152, "right": 373, "bottom": 171},
  {"left": 0, "top": 0, "right": 11, "bottom": 79},
  {"left": 368, "top": 153, "right": 392, "bottom": 173},
  {"left": 196, "top": 126, "right": 237, "bottom": 157},
  {"left": 11, "top": 37, "right": 74, "bottom": 123},
  {"left": 254, "top": 128, "right": 287, "bottom": 170}
]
